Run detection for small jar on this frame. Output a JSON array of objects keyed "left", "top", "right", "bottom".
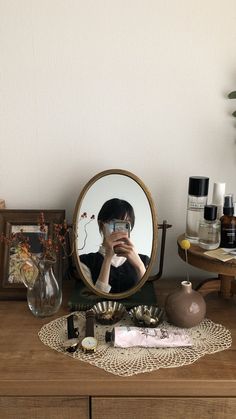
[
  {"left": 198, "top": 205, "right": 220, "bottom": 250},
  {"left": 186, "top": 176, "right": 209, "bottom": 242}
]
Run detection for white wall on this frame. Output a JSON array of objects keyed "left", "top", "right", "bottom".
[{"left": 1, "top": 0, "right": 236, "bottom": 280}]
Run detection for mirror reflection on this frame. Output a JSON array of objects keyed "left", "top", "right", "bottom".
[
  {"left": 79, "top": 198, "right": 150, "bottom": 293},
  {"left": 73, "top": 170, "right": 156, "bottom": 298}
]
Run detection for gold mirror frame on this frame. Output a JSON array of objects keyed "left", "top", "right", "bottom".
[{"left": 72, "top": 169, "right": 158, "bottom": 300}]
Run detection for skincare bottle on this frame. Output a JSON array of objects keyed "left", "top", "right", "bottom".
[
  {"left": 220, "top": 194, "right": 236, "bottom": 248},
  {"left": 198, "top": 205, "right": 220, "bottom": 250},
  {"left": 211, "top": 182, "right": 226, "bottom": 219},
  {"left": 186, "top": 176, "right": 209, "bottom": 243}
]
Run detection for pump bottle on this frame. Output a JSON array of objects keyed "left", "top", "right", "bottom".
[{"left": 220, "top": 194, "right": 236, "bottom": 248}]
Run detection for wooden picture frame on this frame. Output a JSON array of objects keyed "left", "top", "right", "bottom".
[{"left": 0, "top": 209, "right": 65, "bottom": 300}]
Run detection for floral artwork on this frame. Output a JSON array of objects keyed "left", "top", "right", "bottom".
[
  {"left": 8, "top": 225, "right": 47, "bottom": 284},
  {"left": 2, "top": 213, "right": 69, "bottom": 289},
  {"left": 0, "top": 210, "right": 66, "bottom": 298}
]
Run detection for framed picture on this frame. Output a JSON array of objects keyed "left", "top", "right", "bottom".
[{"left": 0, "top": 209, "right": 65, "bottom": 300}]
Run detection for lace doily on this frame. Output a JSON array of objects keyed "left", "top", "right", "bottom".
[{"left": 38, "top": 312, "right": 232, "bottom": 377}]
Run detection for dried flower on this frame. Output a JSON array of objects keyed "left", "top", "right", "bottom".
[
  {"left": 0, "top": 213, "right": 70, "bottom": 269},
  {"left": 68, "top": 212, "right": 95, "bottom": 256},
  {"left": 0, "top": 211, "right": 95, "bottom": 286},
  {"left": 180, "top": 239, "right": 191, "bottom": 283}
]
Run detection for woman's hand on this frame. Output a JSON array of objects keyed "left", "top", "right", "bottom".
[
  {"left": 114, "top": 238, "right": 146, "bottom": 279},
  {"left": 95, "top": 231, "right": 130, "bottom": 291},
  {"left": 103, "top": 231, "right": 129, "bottom": 259}
]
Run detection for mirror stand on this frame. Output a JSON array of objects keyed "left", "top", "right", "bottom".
[{"left": 149, "top": 220, "right": 172, "bottom": 281}]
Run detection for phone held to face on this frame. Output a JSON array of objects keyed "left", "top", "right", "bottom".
[
  {"left": 105, "top": 220, "right": 130, "bottom": 256},
  {"left": 105, "top": 220, "right": 131, "bottom": 237}
]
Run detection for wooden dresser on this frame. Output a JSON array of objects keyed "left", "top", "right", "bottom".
[{"left": 1, "top": 280, "right": 236, "bottom": 419}]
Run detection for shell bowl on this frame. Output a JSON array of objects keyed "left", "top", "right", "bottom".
[
  {"left": 129, "top": 305, "right": 164, "bottom": 328},
  {"left": 92, "top": 301, "right": 126, "bottom": 325}
]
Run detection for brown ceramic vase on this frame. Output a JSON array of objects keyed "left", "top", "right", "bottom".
[{"left": 165, "top": 280, "right": 206, "bottom": 328}]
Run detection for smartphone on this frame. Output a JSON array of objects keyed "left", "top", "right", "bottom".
[
  {"left": 114, "top": 221, "right": 130, "bottom": 237},
  {"left": 105, "top": 220, "right": 130, "bottom": 237}
]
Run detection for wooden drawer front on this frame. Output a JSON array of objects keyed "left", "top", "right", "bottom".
[
  {"left": 92, "top": 397, "right": 236, "bottom": 419},
  {"left": 0, "top": 396, "right": 89, "bottom": 419}
]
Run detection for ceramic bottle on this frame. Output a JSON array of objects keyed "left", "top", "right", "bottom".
[{"left": 165, "top": 281, "right": 206, "bottom": 328}]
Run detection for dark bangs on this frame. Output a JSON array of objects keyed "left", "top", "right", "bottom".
[{"left": 97, "top": 198, "right": 135, "bottom": 229}]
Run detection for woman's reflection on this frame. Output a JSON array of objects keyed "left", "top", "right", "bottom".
[{"left": 80, "top": 198, "right": 150, "bottom": 293}]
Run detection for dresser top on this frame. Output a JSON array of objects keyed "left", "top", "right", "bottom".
[{"left": 1, "top": 280, "right": 236, "bottom": 398}]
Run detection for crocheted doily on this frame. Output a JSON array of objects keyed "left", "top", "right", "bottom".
[{"left": 38, "top": 312, "right": 232, "bottom": 377}]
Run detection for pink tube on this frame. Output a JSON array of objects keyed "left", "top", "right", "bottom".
[{"left": 106, "top": 326, "right": 192, "bottom": 348}]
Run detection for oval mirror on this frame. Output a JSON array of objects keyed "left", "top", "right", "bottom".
[{"left": 72, "top": 169, "right": 158, "bottom": 299}]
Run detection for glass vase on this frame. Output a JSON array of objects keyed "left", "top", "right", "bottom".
[{"left": 21, "top": 259, "right": 62, "bottom": 318}]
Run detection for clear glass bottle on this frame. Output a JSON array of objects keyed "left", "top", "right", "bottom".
[
  {"left": 186, "top": 176, "right": 209, "bottom": 243},
  {"left": 198, "top": 205, "right": 220, "bottom": 250},
  {"left": 220, "top": 194, "right": 236, "bottom": 248}
]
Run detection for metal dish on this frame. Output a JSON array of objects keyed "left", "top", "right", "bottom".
[
  {"left": 128, "top": 305, "right": 164, "bottom": 327},
  {"left": 92, "top": 301, "right": 126, "bottom": 325}
]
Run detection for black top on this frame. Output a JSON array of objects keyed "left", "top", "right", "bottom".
[{"left": 80, "top": 252, "right": 150, "bottom": 293}]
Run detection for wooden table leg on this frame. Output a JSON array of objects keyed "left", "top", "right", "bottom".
[
  {"left": 195, "top": 278, "right": 221, "bottom": 297},
  {"left": 231, "top": 279, "right": 236, "bottom": 296},
  {"left": 219, "top": 274, "right": 234, "bottom": 299},
  {"left": 195, "top": 275, "right": 235, "bottom": 299}
]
